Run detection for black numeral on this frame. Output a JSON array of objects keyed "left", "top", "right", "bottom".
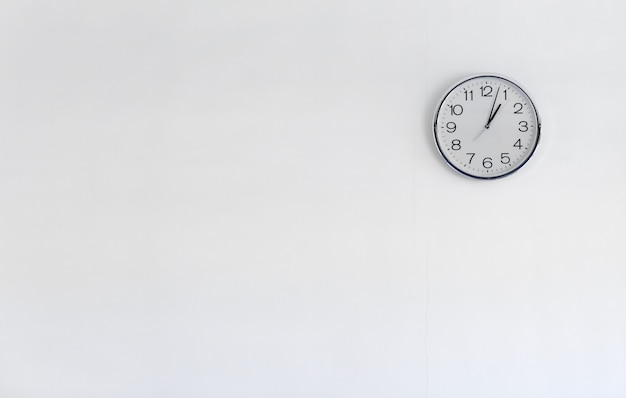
[
  {"left": 514, "top": 139, "right": 523, "bottom": 150},
  {"left": 501, "top": 153, "right": 510, "bottom": 164},
  {"left": 519, "top": 121, "right": 529, "bottom": 132},
  {"left": 446, "top": 122, "right": 456, "bottom": 133},
  {"left": 483, "top": 157, "right": 493, "bottom": 169},
  {"left": 466, "top": 152, "right": 475, "bottom": 164},
  {"left": 451, "top": 139, "right": 461, "bottom": 151},
  {"left": 503, "top": 89, "right": 508, "bottom": 101},
  {"left": 513, "top": 103, "right": 523, "bottom": 114},
  {"left": 450, "top": 104, "right": 463, "bottom": 116},
  {"left": 464, "top": 89, "right": 474, "bottom": 101},
  {"left": 480, "top": 85, "right": 493, "bottom": 97}
]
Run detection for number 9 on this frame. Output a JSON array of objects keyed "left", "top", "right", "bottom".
[{"left": 446, "top": 122, "right": 456, "bottom": 133}]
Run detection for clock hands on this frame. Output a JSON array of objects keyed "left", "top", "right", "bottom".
[
  {"left": 485, "top": 87, "right": 500, "bottom": 129},
  {"left": 474, "top": 88, "right": 503, "bottom": 141},
  {"left": 486, "top": 103, "right": 501, "bottom": 128}
]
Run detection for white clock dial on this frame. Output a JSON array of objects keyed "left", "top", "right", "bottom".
[{"left": 433, "top": 74, "right": 541, "bottom": 179}]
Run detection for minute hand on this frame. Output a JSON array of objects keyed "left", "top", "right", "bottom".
[
  {"left": 485, "top": 103, "right": 501, "bottom": 128},
  {"left": 485, "top": 87, "right": 500, "bottom": 128}
]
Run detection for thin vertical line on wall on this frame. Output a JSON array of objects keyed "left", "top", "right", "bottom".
[
  {"left": 421, "top": 2, "right": 431, "bottom": 397},
  {"left": 413, "top": 116, "right": 430, "bottom": 398},
  {"left": 424, "top": 244, "right": 430, "bottom": 398}
]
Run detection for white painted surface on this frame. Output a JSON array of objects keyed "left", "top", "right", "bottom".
[{"left": 1, "top": 1, "right": 625, "bottom": 397}]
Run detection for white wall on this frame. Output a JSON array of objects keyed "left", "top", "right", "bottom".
[{"left": 1, "top": 1, "right": 625, "bottom": 397}]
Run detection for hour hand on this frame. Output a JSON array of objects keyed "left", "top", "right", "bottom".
[
  {"left": 485, "top": 87, "right": 500, "bottom": 128},
  {"left": 485, "top": 103, "right": 501, "bottom": 128}
]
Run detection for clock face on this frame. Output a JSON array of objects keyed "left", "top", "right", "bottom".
[{"left": 433, "top": 74, "right": 540, "bottom": 179}]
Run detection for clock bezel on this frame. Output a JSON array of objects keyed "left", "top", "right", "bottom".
[{"left": 432, "top": 73, "right": 542, "bottom": 180}]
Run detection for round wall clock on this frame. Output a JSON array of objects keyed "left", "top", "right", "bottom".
[{"left": 433, "top": 74, "right": 541, "bottom": 179}]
